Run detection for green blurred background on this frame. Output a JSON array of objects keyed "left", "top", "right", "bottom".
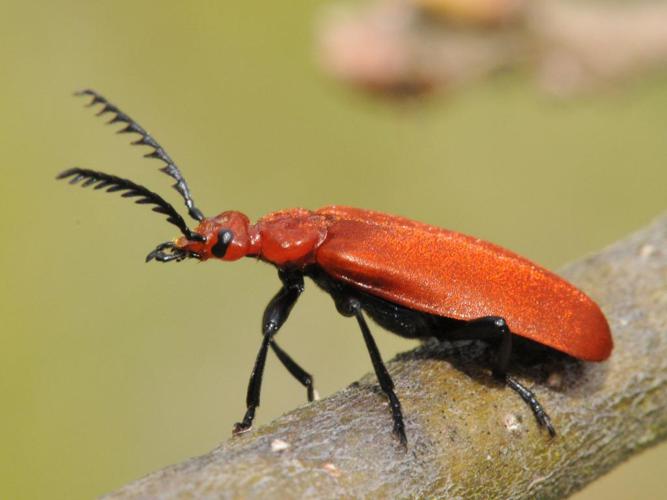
[{"left": 1, "top": 1, "right": 665, "bottom": 498}]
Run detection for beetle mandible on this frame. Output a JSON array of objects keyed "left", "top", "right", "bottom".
[{"left": 58, "top": 90, "right": 613, "bottom": 447}]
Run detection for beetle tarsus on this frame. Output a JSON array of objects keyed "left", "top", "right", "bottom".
[
  {"left": 232, "top": 411, "right": 255, "bottom": 435},
  {"left": 389, "top": 391, "right": 408, "bottom": 449},
  {"left": 506, "top": 375, "right": 556, "bottom": 437}
]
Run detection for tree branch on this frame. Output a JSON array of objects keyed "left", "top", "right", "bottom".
[{"left": 106, "top": 215, "right": 667, "bottom": 498}]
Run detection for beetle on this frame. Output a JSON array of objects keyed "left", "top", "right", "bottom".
[{"left": 58, "top": 90, "right": 613, "bottom": 447}]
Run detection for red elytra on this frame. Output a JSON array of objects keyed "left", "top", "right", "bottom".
[
  {"left": 316, "top": 206, "right": 613, "bottom": 362},
  {"left": 60, "top": 90, "right": 613, "bottom": 447}
]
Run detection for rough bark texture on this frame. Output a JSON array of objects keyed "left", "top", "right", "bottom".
[{"left": 106, "top": 215, "right": 667, "bottom": 499}]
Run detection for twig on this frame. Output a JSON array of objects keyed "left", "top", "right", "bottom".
[{"left": 105, "top": 214, "right": 667, "bottom": 498}]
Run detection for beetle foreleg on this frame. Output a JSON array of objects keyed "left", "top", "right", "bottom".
[
  {"left": 269, "top": 341, "right": 316, "bottom": 402},
  {"left": 233, "top": 270, "right": 306, "bottom": 435},
  {"left": 448, "top": 316, "right": 556, "bottom": 436},
  {"left": 269, "top": 271, "right": 317, "bottom": 401}
]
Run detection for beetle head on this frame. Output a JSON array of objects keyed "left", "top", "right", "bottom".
[{"left": 164, "top": 211, "right": 254, "bottom": 262}]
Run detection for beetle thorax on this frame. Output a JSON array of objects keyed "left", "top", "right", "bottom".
[{"left": 254, "top": 209, "right": 329, "bottom": 267}]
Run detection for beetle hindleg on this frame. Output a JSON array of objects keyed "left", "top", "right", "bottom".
[
  {"left": 233, "top": 271, "right": 306, "bottom": 435},
  {"left": 338, "top": 296, "right": 407, "bottom": 448},
  {"left": 505, "top": 375, "right": 555, "bottom": 436},
  {"left": 449, "top": 316, "right": 555, "bottom": 436}
]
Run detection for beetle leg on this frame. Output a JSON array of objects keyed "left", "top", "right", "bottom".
[
  {"left": 447, "top": 316, "right": 512, "bottom": 375},
  {"left": 338, "top": 296, "right": 407, "bottom": 448},
  {"left": 233, "top": 270, "right": 307, "bottom": 434},
  {"left": 269, "top": 270, "right": 316, "bottom": 402},
  {"left": 505, "top": 375, "right": 556, "bottom": 437},
  {"left": 269, "top": 341, "right": 316, "bottom": 402},
  {"left": 449, "top": 316, "right": 555, "bottom": 436}
]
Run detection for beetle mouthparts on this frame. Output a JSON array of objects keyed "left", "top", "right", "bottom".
[{"left": 146, "top": 242, "right": 200, "bottom": 263}]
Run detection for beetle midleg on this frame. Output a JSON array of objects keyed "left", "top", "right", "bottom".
[
  {"left": 447, "top": 316, "right": 555, "bottom": 436},
  {"left": 233, "top": 270, "right": 306, "bottom": 434},
  {"left": 338, "top": 296, "right": 407, "bottom": 448}
]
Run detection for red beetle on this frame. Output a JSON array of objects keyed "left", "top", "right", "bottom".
[{"left": 59, "top": 90, "right": 613, "bottom": 446}]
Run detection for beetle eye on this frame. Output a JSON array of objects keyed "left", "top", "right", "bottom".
[{"left": 211, "top": 229, "right": 234, "bottom": 258}]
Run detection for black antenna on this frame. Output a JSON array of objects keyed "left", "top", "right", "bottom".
[
  {"left": 74, "top": 89, "right": 204, "bottom": 222},
  {"left": 57, "top": 168, "right": 205, "bottom": 242}
]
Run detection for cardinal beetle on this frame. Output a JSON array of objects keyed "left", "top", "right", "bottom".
[{"left": 58, "top": 90, "right": 613, "bottom": 447}]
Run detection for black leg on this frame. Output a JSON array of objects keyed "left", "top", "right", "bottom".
[
  {"left": 268, "top": 271, "right": 316, "bottom": 401},
  {"left": 269, "top": 341, "right": 316, "bottom": 402},
  {"left": 449, "top": 316, "right": 555, "bottom": 436},
  {"left": 506, "top": 376, "right": 556, "bottom": 437},
  {"left": 338, "top": 296, "right": 407, "bottom": 448},
  {"left": 233, "top": 270, "right": 308, "bottom": 434}
]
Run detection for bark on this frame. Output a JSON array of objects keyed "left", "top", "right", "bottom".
[{"left": 106, "top": 215, "right": 667, "bottom": 499}]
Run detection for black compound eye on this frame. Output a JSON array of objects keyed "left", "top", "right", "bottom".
[{"left": 211, "top": 229, "right": 234, "bottom": 258}]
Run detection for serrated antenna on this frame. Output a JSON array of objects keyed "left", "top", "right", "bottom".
[
  {"left": 57, "top": 167, "right": 205, "bottom": 242},
  {"left": 75, "top": 89, "right": 204, "bottom": 222}
]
